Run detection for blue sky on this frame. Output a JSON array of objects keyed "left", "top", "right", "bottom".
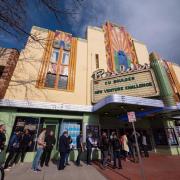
[{"left": 0, "top": 0, "right": 180, "bottom": 65}]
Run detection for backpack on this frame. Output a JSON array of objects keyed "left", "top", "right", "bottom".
[{"left": 113, "top": 139, "right": 121, "bottom": 150}]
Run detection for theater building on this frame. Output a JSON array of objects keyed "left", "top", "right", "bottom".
[{"left": 0, "top": 22, "right": 180, "bottom": 162}]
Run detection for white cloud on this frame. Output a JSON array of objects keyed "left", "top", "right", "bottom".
[{"left": 66, "top": 0, "right": 180, "bottom": 64}]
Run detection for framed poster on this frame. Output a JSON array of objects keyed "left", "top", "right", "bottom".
[
  {"left": 60, "top": 121, "right": 81, "bottom": 148},
  {"left": 165, "top": 128, "right": 178, "bottom": 146}
]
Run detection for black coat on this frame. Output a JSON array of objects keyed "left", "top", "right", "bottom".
[
  {"left": 100, "top": 136, "right": 109, "bottom": 151},
  {"left": 0, "top": 132, "right": 6, "bottom": 150},
  {"left": 59, "top": 135, "right": 68, "bottom": 153},
  {"left": 45, "top": 135, "right": 56, "bottom": 150}
]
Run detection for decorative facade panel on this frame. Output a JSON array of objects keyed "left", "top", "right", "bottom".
[{"left": 103, "top": 22, "right": 138, "bottom": 72}]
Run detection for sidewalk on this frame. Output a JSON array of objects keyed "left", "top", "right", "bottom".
[
  {"left": 4, "top": 154, "right": 180, "bottom": 180},
  {"left": 4, "top": 162, "right": 107, "bottom": 180},
  {"left": 93, "top": 154, "right": 180, "bottom": 180}
]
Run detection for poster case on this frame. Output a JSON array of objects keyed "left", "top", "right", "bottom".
[
  {"left": 165, "top": 128, "right": 178, "bottom": 146},
  {"left": 60, "top": 120, "right": 81, "bottom": 148}
]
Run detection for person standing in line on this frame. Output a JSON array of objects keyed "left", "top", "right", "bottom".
[
  {"left": 12, "top": 129, "right": 32, "bottom": 165},
  {"left": 0, "top": 124, "right": 6, "bottom": 153},
  {"left": 121, "top": 131, "right": 129, "bottom": 161},
  {"left": 76, "top": 132, "right": 84, "bottom": 166},
  {"left": 111, "top": 133, "right": 122, "bottom": 169},
  {"left": 109, "top": 131, "right": 115, "bottom": 163},
  {"left": 40, "top": 130, "right": 56, "bottom": 167},
  {"left": 65, "top": 135, "right": 72, "bottom": 166},
  {"left": 32, "top": 128, "right": 46, "bottom": 172},
  {"left": 100, "top": 132, "right": 109, "bottom": 169},
  {"left": 86, "top": 132, "right": 94, "bottom": 165},
  {"left": 141, "top": 131, "right": 149, "bottom": 158},
  {"left": 58, "top": 131, "right": 68, "bottom": 170},
  {"left": 4, "top": 129, "right": 21, "bottom": 171}
]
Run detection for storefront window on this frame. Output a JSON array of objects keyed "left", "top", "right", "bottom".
[
  {"left": 153, "top": 128, "right": 168, "bottom": 145},
  {"left": 10, "top": 116, "right": 43, "bottom": 152}
]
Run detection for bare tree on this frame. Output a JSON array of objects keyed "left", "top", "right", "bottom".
[{"left": 0, "top": 0, "right": 84, "bottom": 45}]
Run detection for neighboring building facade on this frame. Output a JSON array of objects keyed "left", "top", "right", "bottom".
[
  {"left": 0, "top": 48, "right": 19, "bottom": 99},
  {"left": 0, "top": 22, "right": 180, "bottom": 162}
]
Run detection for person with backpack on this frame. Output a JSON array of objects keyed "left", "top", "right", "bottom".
[
  {"left": 4, "top": 129, "right": 21, "bottom": 171},
  {"left": 12, "top": 129, "right": 32, "bottom": 165},
  {"left": 76, "top": 132, "right": 84, "bottom": 166},
  {"left": 111, "top": 133, "right": 122, "bottom": 169},
  {"left": 86, "top": 132, "right": 94, "bottom": 165},
  {"left": 65, "top": 135, "right": 72, "bottom": 166},
  {"left": 100, "top": 132, "right": 109, "bottom": 169}
]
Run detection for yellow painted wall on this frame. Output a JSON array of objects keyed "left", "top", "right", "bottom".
[
  {"left": 86, "top": 26, "right": 107, "bottom": 104},
  {"left": 4, "top": 27, "right": 88, "bottom": 105},
  {"left": 133, "top": 40, "right": 149, "bottom": 64},
  {"left": 4, "top": 25, "right": 161, "bottom": 106}
]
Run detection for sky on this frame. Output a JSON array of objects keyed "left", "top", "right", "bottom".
[{"left": 0, "top": 0, "right": 180, "bottom": 65}]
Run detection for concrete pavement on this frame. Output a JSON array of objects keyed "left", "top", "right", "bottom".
[{"left": 4, "top": 162, "right": 107, "bottom": 180}]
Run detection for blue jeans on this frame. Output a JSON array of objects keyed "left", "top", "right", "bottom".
[{"left": 32, "top": 148, "right": 43, "bottom": 170}]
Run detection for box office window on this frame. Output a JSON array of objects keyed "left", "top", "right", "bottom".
[{"left": 9, "top": 116, "right": 44, "bottom": 152}]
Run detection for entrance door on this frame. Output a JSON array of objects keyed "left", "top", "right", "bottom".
[{"left": 44, "top": 120, "right": 59, "bottom": 160}]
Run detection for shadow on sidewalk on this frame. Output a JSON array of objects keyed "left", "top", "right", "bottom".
[{"left": 93, "top": 161, "right": 131, "bottom": 180}]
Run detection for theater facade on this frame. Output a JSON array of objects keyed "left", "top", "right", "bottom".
[{"left": 0, "top": 22, "right": 180, "bottom": 162}]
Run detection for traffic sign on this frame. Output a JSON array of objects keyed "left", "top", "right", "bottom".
[{"left": 127, "top": 111, "right": 136, "bottom": 122}]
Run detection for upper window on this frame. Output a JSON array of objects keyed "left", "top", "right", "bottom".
[
  {"left": 37, "top": 32, "right": 77, "bottom": 91},
  {"left": 95, "top": 54, "right": 99, "bottom": 69},
  {"left": 45, "top": 43, "right": 70, "bottom": 89},
  {"left": 62, "top": 51, "right": 70, "bottom": 65},
  {"left": 0, "top": 66, "right": 5, "bottom": 78},
  {"left": 50, "top": 49, "right": 59, "bottom": 63}
]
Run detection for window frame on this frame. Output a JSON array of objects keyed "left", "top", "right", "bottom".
[{"left": 45, "top": 47, "right": 70, "bottom": 90}]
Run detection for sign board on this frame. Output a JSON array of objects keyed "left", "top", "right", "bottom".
[
  {"left": 127, "top": 111, "right": 136, "bottom": 122},
  {"left": 92, "top": 68, "right": 160, "bottom": 103}
]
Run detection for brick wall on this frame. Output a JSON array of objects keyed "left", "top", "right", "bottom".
[{"left": 0, "top": 48, "right": 19, "bottom": 99}]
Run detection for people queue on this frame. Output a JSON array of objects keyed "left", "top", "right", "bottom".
[{"left": 0, "top": 126, "right": 150, "bottom": 172}]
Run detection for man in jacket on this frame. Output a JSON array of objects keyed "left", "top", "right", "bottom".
[
  {"left": 100, "top": 132, "right": 109, "bottom": 168},
  {"left": 4, "top": 129, "right": 21, "bottom": 171},
  {"left": 32, "top": 128, "right": 46, "bottom": 172},
  {"left": 58, "top": 131, "right": 68, "bottom": 170},
  {"left": 40, "top": 130, "right": 56, "bottom": 167},
  {"left": 111, "top": 133, "right": 122, "bottom": 169},
  {"left": 0, "top": 124, "right": 6, "bottom": 153},
  {"left": 76, "top": 132, "right": 84, "bottom": 166},
  {"left": 86, "top": 133, "right": 94, "bottom": 165}
]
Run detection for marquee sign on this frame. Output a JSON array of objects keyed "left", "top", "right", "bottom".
[{"left": 92, "top": 66, "right": 160, "bottom": 103}]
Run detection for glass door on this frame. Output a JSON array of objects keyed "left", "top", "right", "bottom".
[{"left": 44, "top": 119, "right": 59, "bottom": 160}]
